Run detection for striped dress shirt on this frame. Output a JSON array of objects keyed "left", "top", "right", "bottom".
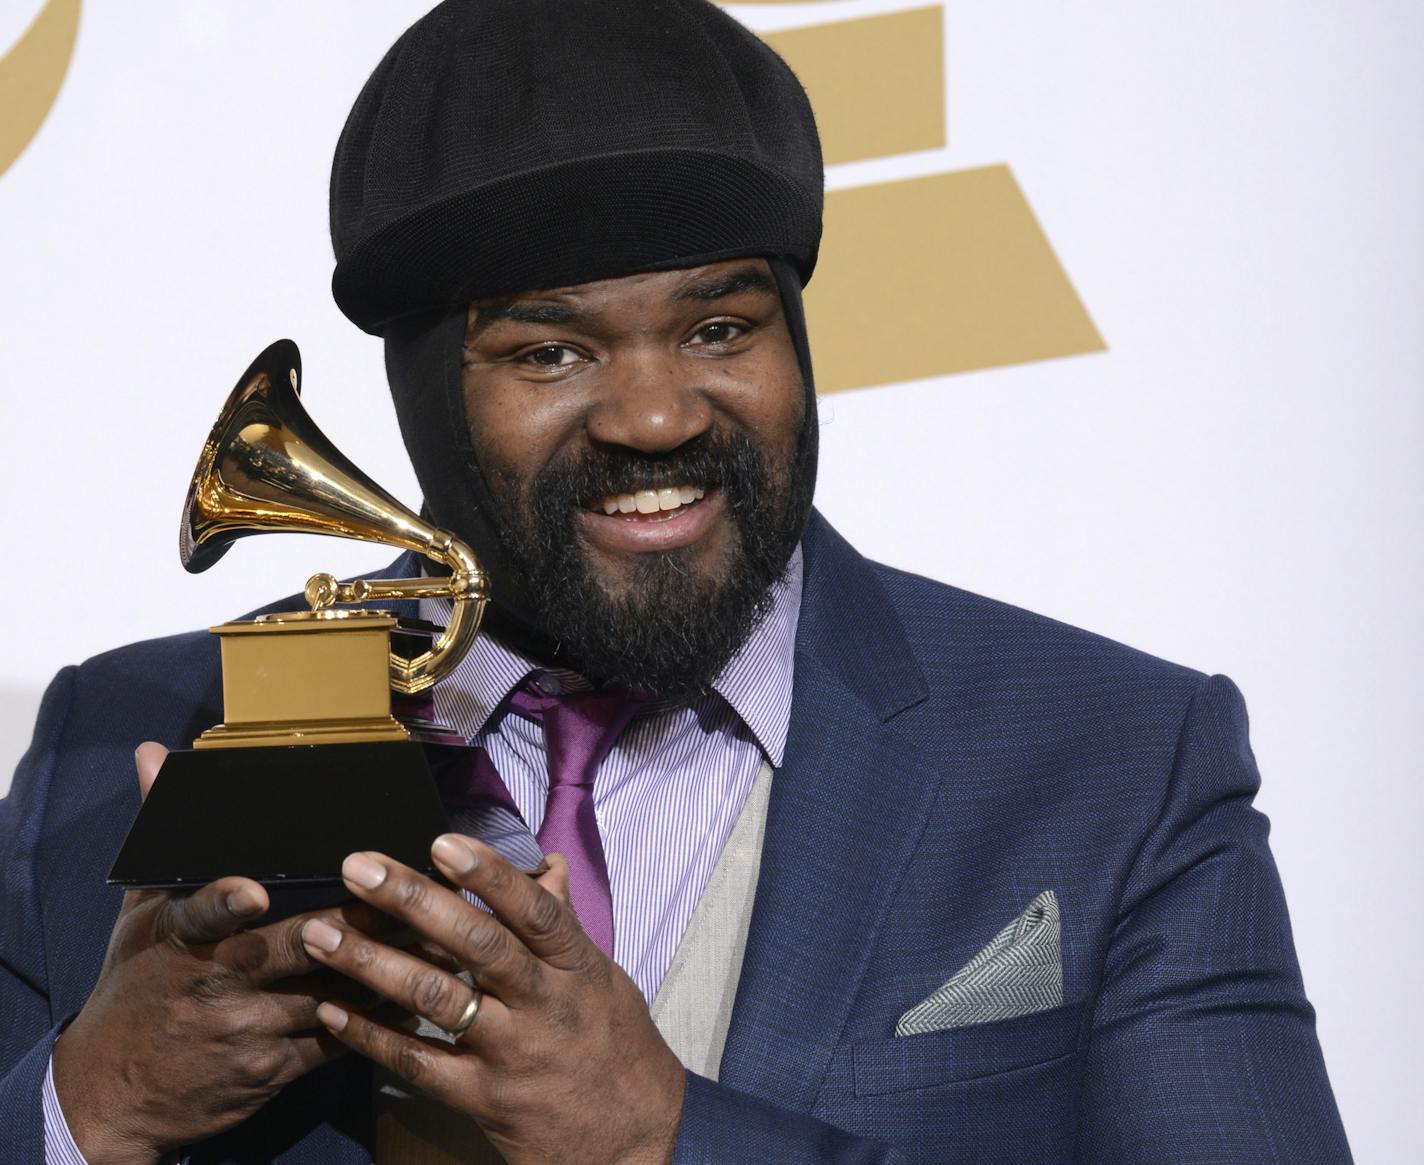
[{"left": 43, "top": 549, "right": 802, "bottom": 1162}]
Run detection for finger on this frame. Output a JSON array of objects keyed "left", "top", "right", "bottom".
[
  {"left": 403, "top": 941, "right": 463, "bottom": 975},
  {"left": 256, "top": 969, "right": 387, "bottom": 1032},
  {"left": 300, "top": 918, "right": 495, "bottom": 1042},
  {"left": 282, "top": 1030, "right": 350, "bottom": 1078},
  {"left": 535, "top": 852, "right": 571, "bottom": 904},
  {"left": 133, "top": 740, "right": 169, "bottom": 801},
  {"left": 316, "top": 1001, "right": 483, "bottom": 1116},
  {"left": 228, "top": 1032, "right": 348, "bottom": 1096},
  {"left": 338, "top": 851, "right": 542, "bottom": 1000},
  {"left": 431, "top": 835, "right": 588, "bottom": 970},
  {"left": 156, "top": 876, "right": 270, "bottom": 946},
  {"left": 219, "top": 899, "right": 406, "bottom": 988}
]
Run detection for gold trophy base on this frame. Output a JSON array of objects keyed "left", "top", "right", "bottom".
[
  {"left": 197, "top": 611, "right": 412, "bottom": 749},
  {"left": 195, "top": 716, "right": 411, "bottom": 749}
]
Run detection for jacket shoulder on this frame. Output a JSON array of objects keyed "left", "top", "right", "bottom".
[
  {"left": 74, "top": 625, "right": 217, "bottom": 678},
  {"left": 40, "top": 628, "right": 223, "bottom": 774},
  {"left": 868, "top": 559, "right": 1206, "bottom": 696}
]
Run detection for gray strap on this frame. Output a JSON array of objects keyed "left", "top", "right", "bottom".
[{"left": 649, "top": 759, "right": 773, "bottom": 1080}]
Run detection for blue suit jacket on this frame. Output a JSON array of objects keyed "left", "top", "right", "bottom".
[{"left": 0, "top": 514, "right": 1352, "bottom": 1163}]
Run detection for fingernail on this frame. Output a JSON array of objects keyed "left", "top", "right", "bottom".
[
  {"left": 432, "top": 834, "right": 477, "bottom": 874},
  {"left": 303, "top": 919, "right": 343, "bottom": 954},
  {"left": 342, "top": 853, "right": 387, "bottom": 890},
  {"left": 226, "top": 887, "right": 264, "bottom": 917},
  {"left": 316, "top": 1002, "right": 349, "bottom": 1032}
]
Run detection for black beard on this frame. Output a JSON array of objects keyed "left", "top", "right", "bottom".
[{"left": 476, "top": 423, "right": 811, "bottom": 700}]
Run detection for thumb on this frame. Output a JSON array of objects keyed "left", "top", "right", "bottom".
[
  {"left": 536, "top": 853, "right": 572, "bottom": 904},
  {"left": 133, "top": 741, "right": 169, "bottom": 801},
  {"left": 158, "top": 877, "right": 269, "bottom": 947}
]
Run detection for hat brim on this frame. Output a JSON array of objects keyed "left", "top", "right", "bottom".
[{"left": 332, "top": 148, "right": 822, "bottom": 336}]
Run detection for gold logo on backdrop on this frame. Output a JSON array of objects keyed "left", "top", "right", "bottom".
[
  {"left": 740, "top": 2, "right": 1105, "bottom": 393},
  {"left": 0, "top": 0, "right": 80, "bottom": 179}
]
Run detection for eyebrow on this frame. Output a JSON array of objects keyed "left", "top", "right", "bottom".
[
  {"left": 468, "top": 264, "right": 775, "bottom": 336},
  {"left": 471, "top": 299, "right": 580, "bottom": 329},
  {"left": 673, "top": 265, "right": 775, "bottom": 302}
]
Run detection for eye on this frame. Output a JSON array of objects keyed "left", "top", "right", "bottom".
[
  {"left": 686, "top": 320, "right": 750, "bottom": 348},
  {"left": 519, "top": 344, "right": 584, "bottom": 370}
]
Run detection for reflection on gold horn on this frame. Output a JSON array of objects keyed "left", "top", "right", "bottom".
[{"left": 182, "top": 339, "right": 488, "bottom": 696}]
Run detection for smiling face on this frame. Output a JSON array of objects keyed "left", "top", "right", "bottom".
[{"left": 459, "top": 258, "right": 813, "bottom": 695}]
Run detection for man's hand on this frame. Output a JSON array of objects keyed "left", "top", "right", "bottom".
[
  {"left": 50, "top": 742, "right": 394, "bottom": 1165},
  {"left": 302, "top": 835, "right": 686, "bottom": 1165}
]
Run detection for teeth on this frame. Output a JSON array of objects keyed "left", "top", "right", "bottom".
[{"left": 595, "top": 484, "right": 707, "bottom": 516}]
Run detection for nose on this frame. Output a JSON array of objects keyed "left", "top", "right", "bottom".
[{"left": 584, "top": 349, "right": 713, "bottom": 454}]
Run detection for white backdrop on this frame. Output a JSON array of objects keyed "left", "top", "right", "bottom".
[{"left": 2, "top": 2, "right": 1420, "bottom": 1159}]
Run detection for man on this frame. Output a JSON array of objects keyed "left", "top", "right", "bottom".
[{"left": 0, "top": 1, "right": 1353, "bottom": 1162}]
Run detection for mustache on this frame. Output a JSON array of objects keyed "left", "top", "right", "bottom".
[{"left": 532, "top": 432, "right": 768, "bottom": 507}]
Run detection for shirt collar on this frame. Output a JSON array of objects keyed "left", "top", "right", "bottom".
[
  {"left": 419, "top": 545, "right": 802, "bottom": 765},
  {"left": 705, "top": 545, "right": 800, "bottom": 765}
]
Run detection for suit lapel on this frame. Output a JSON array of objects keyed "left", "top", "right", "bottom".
[{"left": 719, "top": 515, "right": 936, "bottom": 1110}]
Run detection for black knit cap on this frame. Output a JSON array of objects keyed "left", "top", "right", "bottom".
[{"left": 330, "top": 0, "right": 824, "bottom": 334}]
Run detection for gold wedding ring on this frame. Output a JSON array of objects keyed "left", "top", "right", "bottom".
[{"left": 448, "top": 988, "right": 482, "bottom": 1039}]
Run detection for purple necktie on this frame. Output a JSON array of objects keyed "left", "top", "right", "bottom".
[{"left": 507, "top": 680, "right": 647, "bottom": 957}]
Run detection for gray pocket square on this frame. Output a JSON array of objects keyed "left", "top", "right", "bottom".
[{"left": 895, "top": 890, "right": 1063, "bottom": 1036}]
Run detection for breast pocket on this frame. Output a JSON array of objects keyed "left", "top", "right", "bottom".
[{"left": 851, "top": 999, "right": 1086, "bottom": 1098}]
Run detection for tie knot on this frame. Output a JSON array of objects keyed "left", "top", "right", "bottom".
[{"left": 508, "top": 679, "right": 648, "bottom": 788}]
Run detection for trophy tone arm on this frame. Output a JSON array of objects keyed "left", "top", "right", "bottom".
[{"left": 305, "top": 538, "right": 490, "bottom": 696}]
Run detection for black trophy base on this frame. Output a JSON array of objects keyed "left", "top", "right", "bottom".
[{"left": 107, "top": 741, "right": 452, "bottom": 889}]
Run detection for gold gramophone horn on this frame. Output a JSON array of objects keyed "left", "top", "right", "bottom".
[{"left": 182, "top": 339, "right": 488, "bottom": 695}]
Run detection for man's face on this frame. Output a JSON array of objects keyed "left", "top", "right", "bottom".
[{"left": 460, "top": 258, "right": 811, "bottom": 696}]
